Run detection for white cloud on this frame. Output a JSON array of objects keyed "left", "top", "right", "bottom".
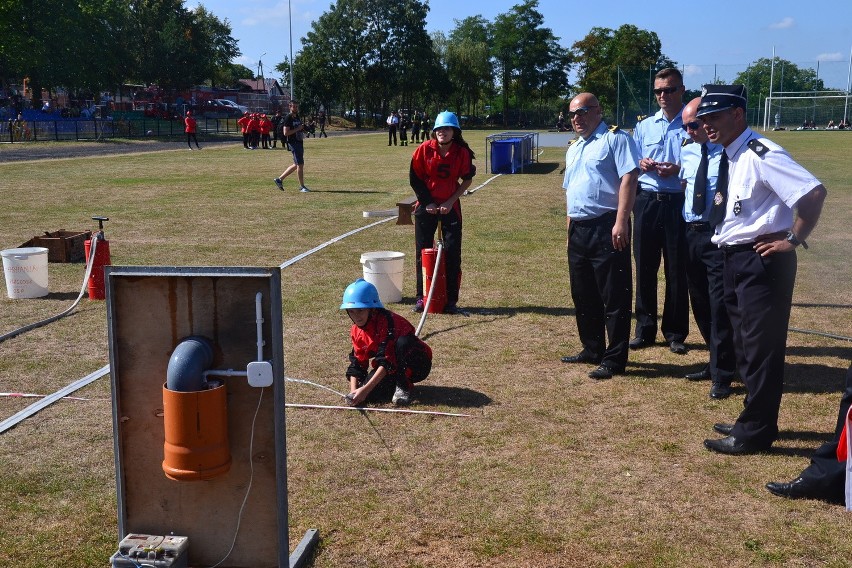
[
  {"left": 816, "top": 52, "right": 844, "bottom": 62},
  {"left": 769, "top": 17, "right": 794, "bottom": 30},
  {"left": 682, "top": 65, "right": 703, "bottom": 77}
]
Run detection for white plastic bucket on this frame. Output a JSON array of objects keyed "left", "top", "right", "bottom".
[
  {"left": 360, "top": 251, "right": 405, "bottom": 304},
  {"left": 2, "top": 247, "right": 49, "bottom": 299}
]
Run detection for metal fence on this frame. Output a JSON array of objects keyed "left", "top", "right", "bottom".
[{"left": 0, "top": 117, "right": 242, "bottom": 143}]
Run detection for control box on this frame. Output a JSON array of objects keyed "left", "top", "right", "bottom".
[{"left": 110, "top": 534, "right": 189, "bottom": 568}]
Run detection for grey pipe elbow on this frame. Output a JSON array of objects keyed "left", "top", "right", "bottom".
[{"left": 166, "top": 336, "right": 214, "bottom": 392}]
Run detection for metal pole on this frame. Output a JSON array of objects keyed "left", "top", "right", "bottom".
[
  {"left": 844, "top": 45, "right": 852, "bottom": 122},
  {"left": 288, "top": 0, "right": 295, "bottom": 101}
]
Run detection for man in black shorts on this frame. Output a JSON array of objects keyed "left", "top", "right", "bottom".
[{"left": 273, "top": 101, "right": 310, "bottom": 193}]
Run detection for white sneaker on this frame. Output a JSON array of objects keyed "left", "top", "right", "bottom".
[
  {"left": 392, "top": 386, "right": 410, "bottom": 406},
  {"left": 299, "top": 185, "right": 311, "bottom": 193}
]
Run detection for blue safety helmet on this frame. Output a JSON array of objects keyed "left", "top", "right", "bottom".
[
  {"left": 340, "top": 278, "right": 383, "bottom": 309},
  {"left": 433, "top": 110, "right": 460, "bottom": 131}
]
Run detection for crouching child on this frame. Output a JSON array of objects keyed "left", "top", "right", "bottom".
[{"left": 341, "top": 279, "right": 432, "bottom": 406}]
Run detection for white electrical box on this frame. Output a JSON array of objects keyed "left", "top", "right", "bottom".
[
  {"left": 110, "top": 534, "right": 189, "bottom": 568},
  {"left": 247, "top": 360, "right": 274, "bottom": 387}
]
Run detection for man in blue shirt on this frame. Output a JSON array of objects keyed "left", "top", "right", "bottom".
[
  {"left": 631, "top": 68, "right": 690, "bottom": 355},
  {"left": 678, "top": 97, "right": 736, "bottom": 399},
  {"left": 560, "top": 92, "right": 640, "bottom": 380}
]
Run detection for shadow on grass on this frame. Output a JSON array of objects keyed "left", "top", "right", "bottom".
[
  {"left": 792, "top": 302, "right": 852, "bottom": 309},
  {"left": 46, "top": 291, "right": 82, "bottom": 301},
  {"left": 414, "top": 385, "right": 491, "bottom": 408},
  {"left": 784, "top": 362, "right": 848, "bottom": 394},
  {"left": 512, "top": 162, "right": 561, "bottom": 175},
  {"left": 310, "top": 189, "right": 388, "bottom": 194}
]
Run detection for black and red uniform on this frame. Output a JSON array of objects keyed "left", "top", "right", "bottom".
[
  {"left": 409, "top": 138, "right": 475, "bottom": 307},
  {"left": 346, "top": 309, "right": 432, "bottom": 403}
]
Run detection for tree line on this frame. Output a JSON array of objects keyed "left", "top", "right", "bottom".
[{"left": 1, "top": 0, "right": 834, "bottom": 125}]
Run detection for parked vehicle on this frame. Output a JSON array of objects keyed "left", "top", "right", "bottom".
[
  {"left": 199, "top": 99, "right": 244, "bottom": 118},
  {"left": 214, "top": 99, "right": 249, "bottom": 114}
]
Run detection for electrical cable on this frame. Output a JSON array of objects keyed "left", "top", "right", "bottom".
[
  {"left": 0, "top": 236, "right": 98, "bottom": 345},
  {"left": 208, "top": 387, "right": 264, "bottom": 568},
  {"left": 789, "top": 327, "right": 852, "bottom": 342},
  {"left": 285, "top": 376, "right": 348, "bottom": 399}
]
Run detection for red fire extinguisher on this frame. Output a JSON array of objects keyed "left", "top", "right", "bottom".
[
  {"left": 84, "top": 216, "right": 111, "bottom": 300},
  {"left": 421, "top": 245, "right": 447, "bottom": 314}
]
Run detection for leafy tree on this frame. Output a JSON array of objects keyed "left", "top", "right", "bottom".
[
  {"left": 491, "top": 0, "right": 569, "bottom": 125},
  {"left": 733, "top": 57, "right": 824, "bottom": 109},
  {"left": 445, "top": 16, "right": 493, "bottom": 118},
  {"left": 572, "top": 24, "right": 675, "bottom": 122}
]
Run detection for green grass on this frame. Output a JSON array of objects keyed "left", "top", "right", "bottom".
[{"left": 0, "top": 129, "right": 851, "bottom": 567}]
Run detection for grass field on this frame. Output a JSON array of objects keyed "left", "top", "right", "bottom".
[{"left": 1, "top": 129, "right": 851, "bottom": 567}]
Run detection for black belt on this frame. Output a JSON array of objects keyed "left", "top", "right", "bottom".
[
  {"left": 638, "top": 190, "right": 683, "bottom": 202},
  {"left": 570, "top": 210, "right": 616, "bottom": 227},
  {"left": 686, "top": 222, "right": 712, "bottom": 232},
  {"left": 721, "top": 243, "right": 756, "bottom": 254}
]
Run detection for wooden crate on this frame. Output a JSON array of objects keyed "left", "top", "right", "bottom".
[{"left": 20, "top": 230, "right": 92, "bottom": 263}]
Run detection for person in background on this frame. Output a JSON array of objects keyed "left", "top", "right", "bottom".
[
  {"left": 630, "top": 68, "right": 690, "bottom": 356},
  {"left": 259, "top": 114, "right": 272, "bottom": 149},
  {"left": 409, "top": 111, "right": 476, "bottom": 315},
  {"left": 237, "top": 111, "right": 251, "bottom": 149},
  {"left": 559, "top": 92, "right": 638, "bottom": 380},
  {"left": 273, "top": 101, "right": 311, "bottom": 193},
  {"left": 698, "top": 84, "right": 827, "bottom": 455},
  {"left": 184, "top": 110, "right": 201, "bottom": 150},
  {"left": 387, "top": 110, "right": 399, "bottom": 146},
  {"left": 677, "top": 97, "right": 735, "bottom": 399},
  {"left": 341, "top": 279, "right": 432, "bottom": 406},
  {"left": 271, "top": 109, "right": 284, "bottom": 148}
]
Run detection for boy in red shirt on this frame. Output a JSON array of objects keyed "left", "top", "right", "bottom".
[
  {"left": 237, "top": 111, "right": 251, "bottom": 149},
  {"left": 341, "top": 279, "right": 432, "bottom": 406},
  {"left": 259, "top": 114, "right": 272, "bottom": 149},
  {"left": 184, "top": 110, "right": 200, "bottom": 149}
]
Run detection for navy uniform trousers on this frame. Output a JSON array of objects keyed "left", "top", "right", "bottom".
[
  {"left": 632, "top": 189, "right": 690, "bottom": 343},
  {"left": 794, "top": 361, "right": 852, "bottom": 504},
  {"left": 568, "top": 211, "right": 632, "bottom": 372},
  {"left": 724, "top": 247, "right": 796, "bottom": 447},
  {"left": 684, "top": 223, "right": 736, "bottom": 383}
]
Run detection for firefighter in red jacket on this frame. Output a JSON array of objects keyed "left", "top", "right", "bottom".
[
  {"left": 409, "top": 111, "right": 476, "bottom": 314},
  {"left": 259, "top": 114, "right": 272, "bottom": 149},
  {"left": 237, "top": 111, "right": 251, "bottom": 149},
  {"left": 341, "top": 279, "right": 432, "bottom": 406}
]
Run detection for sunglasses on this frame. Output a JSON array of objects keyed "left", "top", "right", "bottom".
[
  {"left": 654, "top": 86, "right": 681, "bottom": 96},
  {"left": 681, "top": 120, "right": 702, "bottom": 131},
  {"left": 568, "top": 105, "right": 598, "bottom": 119}
]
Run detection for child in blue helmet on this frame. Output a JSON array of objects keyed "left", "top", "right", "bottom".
[
  {"left": 341, "top": 279, "right": 432, "bottom": 405},
  {"left": 409, "top": 110, "right": 476, "bottom": 314}
]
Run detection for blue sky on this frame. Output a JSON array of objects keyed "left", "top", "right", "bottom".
[{"left": 193, "top": 0, "right": 852, "bottom": 90}]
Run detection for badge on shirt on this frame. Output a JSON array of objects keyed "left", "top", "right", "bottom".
[
  {"left": 733, "top": 201, "right": 742, "bottom": 215},
  {"left": 713, "top": 192, "right": 724, "bottom": 206}
]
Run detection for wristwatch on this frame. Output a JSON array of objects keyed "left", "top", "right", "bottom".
[{"left": 786, "top": 231, "right": 808, "bottom": 249}]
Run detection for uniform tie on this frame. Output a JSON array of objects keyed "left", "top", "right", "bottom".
[
  {"left": 708, "top": 150, "right": 728, "bottom": 228},
  {"left": 692, "top": 143, "right": 709, "bottom": 215}
]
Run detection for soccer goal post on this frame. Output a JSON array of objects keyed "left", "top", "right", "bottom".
[{"left": 763, "top": 91, "right": 851, "bottom": 130}]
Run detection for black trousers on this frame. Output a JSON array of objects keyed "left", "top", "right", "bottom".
[
  {"left": 358, "top": 335, "right": 432, "bottom": 402},
  {"left": 795, "top": 361, "right": 852, "bottom": 505},
  {"left": 724, "top": 248, "right": 796, "bottom": 447},
  {"left": 684, "top": 224, "right": 736, "bottom": 383},
  {"left": 388, "top": 125, "right": 398, "bottom": 145},
  {"left": 568, "top": 212, "right": 633, "bottom": 372},
  {"left": 414, "top": 205, "right": 462, "bottom": 306},
  {"left": 632, "top": 190, "right": 689, "bottom": 343}
]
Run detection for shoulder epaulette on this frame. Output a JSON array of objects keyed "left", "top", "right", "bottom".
[
  {"left": 566, "top": 138, "right": 577, "bottom": 148},
  {"left": 636, "top": 115, "right": 648, "bottom": 122},
  {"left": 608, "top": 124, "right": 620, "bottom": 133},
  {"left": 681, "top": 138, "right": 693, "bottom": 147},
  {"left": 747, "top": 138, "right": 769, "bottom": 157}
]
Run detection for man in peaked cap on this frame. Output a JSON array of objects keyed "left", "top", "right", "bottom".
[{"left": 698, "top": 84, "right": 827, "bottom": 455}]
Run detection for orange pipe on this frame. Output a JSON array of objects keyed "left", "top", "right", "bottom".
[{"left": 162, "top": 381, "right": 231, "bottom": 481}]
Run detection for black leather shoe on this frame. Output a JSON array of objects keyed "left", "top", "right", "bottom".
[
  {"left": 685, "top": 366, "right": 711, "bottom": 381},
  {"left": 669, "top": 341, "right": 688, "bottom": 355},
  {"left": 703, "top": 435, "right": 770, "bottom": 455},
  {"left": 629, "top": 337, "right": 653, "bottom": 350},
  {"left": 713, "top": 423, "right": 734, "bottom": 436},
  {"left": 765, "top": 477, "right": 823, "bottom": 500},
  {"left": 561, "top": 352, "right": 601, "bottom": 364},
  {"left": 710, "top": 382, "right": 733, "bottom": 399},
  {"left": 588, "top": 365, "right": 615, "bottom": 380}
]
